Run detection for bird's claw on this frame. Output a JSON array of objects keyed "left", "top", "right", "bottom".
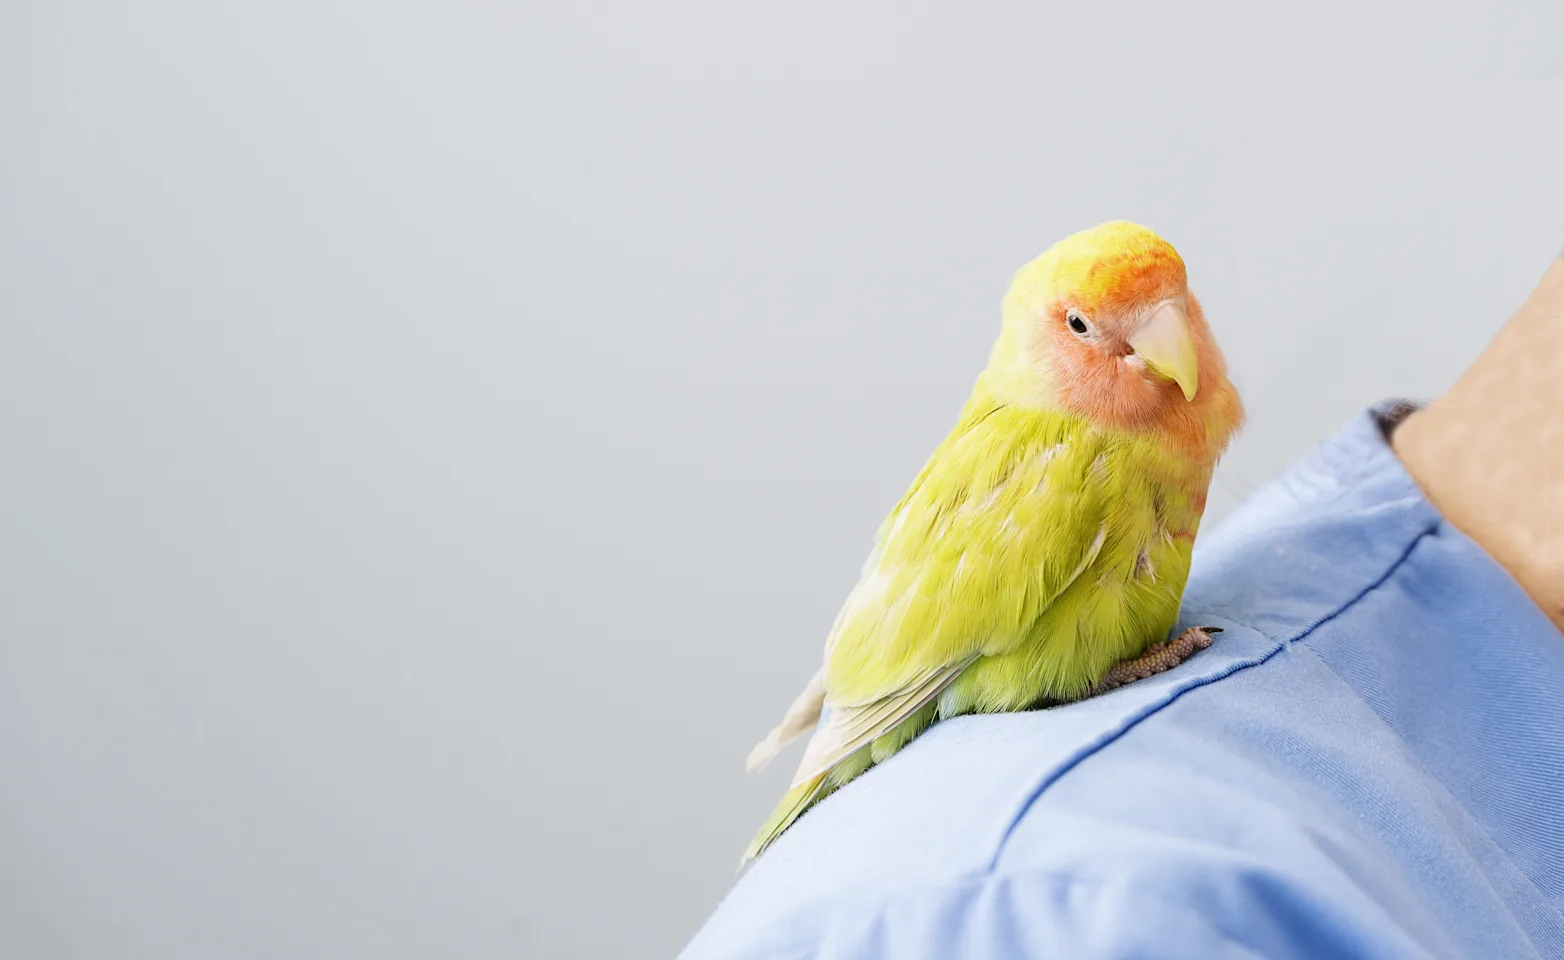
[{"left": 1088, "top": 625, "right": 1221, "bottom": 696}]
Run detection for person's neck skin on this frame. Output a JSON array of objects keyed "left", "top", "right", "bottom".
[{"left": 1393, "top": 255, "right": 1564, "bottom": 633}]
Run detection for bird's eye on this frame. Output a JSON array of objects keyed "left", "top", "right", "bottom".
[{"left": 1066, "top": 310, "right": 1092, "bottom": 336}]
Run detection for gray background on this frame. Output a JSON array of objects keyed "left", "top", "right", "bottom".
[{"left": 3, "top": 1, "right": 1561, "bottom": 957}]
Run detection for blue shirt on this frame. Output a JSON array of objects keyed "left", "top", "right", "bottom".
[{"left": 683, "top": 405, "right": 1564, "bottom": 959}]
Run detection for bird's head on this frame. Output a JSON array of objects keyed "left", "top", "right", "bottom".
[{"left": 981, "top": 220, "right": 1240, "bottom": 452}]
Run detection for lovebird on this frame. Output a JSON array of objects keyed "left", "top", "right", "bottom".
[{"left": 743, "top": 221, "right": 1245, "bottom": 863}]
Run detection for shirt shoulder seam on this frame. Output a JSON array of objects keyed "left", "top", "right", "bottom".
[{"left": 982, "top": 518, "right": 1444, "bottom": 872}]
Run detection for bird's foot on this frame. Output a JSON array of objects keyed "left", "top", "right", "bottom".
[{"left": 1090, "top": 626, "right": 1221, "bottom": 696}]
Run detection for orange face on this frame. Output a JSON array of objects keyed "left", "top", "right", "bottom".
[{"left": 1023, "top": 222, "right": 1239, "bottom": 455}]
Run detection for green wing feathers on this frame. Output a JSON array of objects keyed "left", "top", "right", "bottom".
[{"left": 825, "top": 401, "right": 1114, "bottom": 705}]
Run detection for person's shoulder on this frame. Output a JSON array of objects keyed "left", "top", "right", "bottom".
[{"left": 684, "top": 406, "right": 1564, "bottom": 960}]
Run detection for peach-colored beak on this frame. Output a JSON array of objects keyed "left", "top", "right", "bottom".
[{"left": 1128, "top": 300, "right": 1199, "bottom": 401}]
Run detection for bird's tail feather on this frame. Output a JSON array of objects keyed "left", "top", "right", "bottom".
[
  {"left": 745, "top": 668, "right": 826, "bottom": 773},
  {"left": 740, "top": 772, "right": 831, "bottom": 866}
]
